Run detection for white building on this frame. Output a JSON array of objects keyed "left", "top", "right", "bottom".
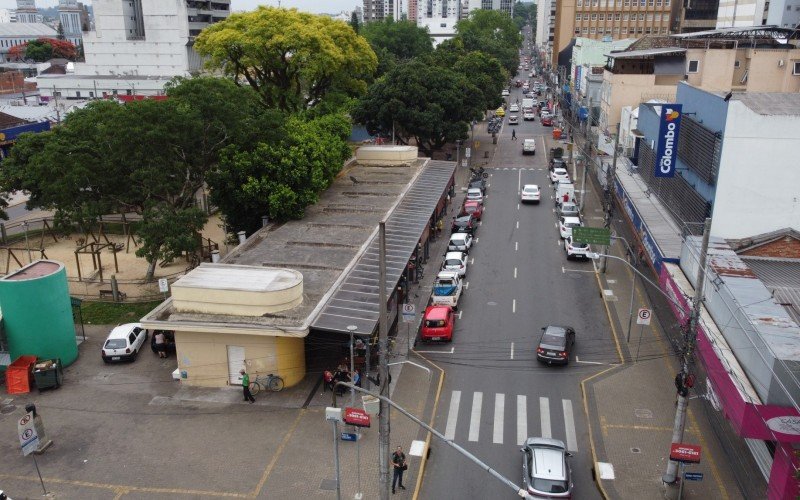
[
  {"left": 0, "top": 23, "right": 58, "bottom": 63},
  {"left": 714, "top": 0, "right": 800, "bottom": 26},
  {"left": 0, "top": 9, "right": 11, "bottom": 24},
  {"left": 38, "top": 0, "right": 231, "bottom": 99},
  {"left": 464, "top": 0, "right": 514, "bottom": 16},
  {"left": 57, "top": 0, "right": 82, "bottom": 47},
  {"left": 363, "top": 0, "right": 400, "bottom": 22},
  {"left": 416, "top": 0, "right": 461, "bottom": 44},
  {"left": 14, "top": 0, "right": 41, "bottom": 24}
]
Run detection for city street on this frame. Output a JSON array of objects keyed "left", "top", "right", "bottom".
[{"left": 419, "top": 71, "right": 616, "bottom": 499}]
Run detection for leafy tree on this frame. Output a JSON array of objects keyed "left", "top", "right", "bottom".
[
  {"left": 453, "top": 51, "right": 507, "bottom": 112},
  {"left": 350, "top": 10, "right": 360, "bottom": 34},
  {"left": 455, "top": 10, "right": 522, "bottom": 74},
  {"left": 11, "top": 38, "right": 78, "bottom": 61},
  {"left": 513, "top": 1, "right": 537, "bottom": 31},
  {"left": 353, "top": 60, "right": 483, "bottom": 155},
  {"left": 57, "top": 23, "right": 65, "bottom": 40},
  {"left": 25, "top": 40, "right": 52, "bottom": 62},
  {"left": 361, "top": 18, "right": 432, "bottom": 64},
  {"left": 135, "top": 204, "right": 207, "bottom": 274},
  {"left": 207, "top": 114, "right": 352, "bottom": 234},
  {"left": 195, "top": 7, "right": 377, "bottom": 113}
]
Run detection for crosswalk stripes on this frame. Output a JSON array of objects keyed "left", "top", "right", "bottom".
[{"left": 442, "top": 390, "right": 579, "bottom": 451}]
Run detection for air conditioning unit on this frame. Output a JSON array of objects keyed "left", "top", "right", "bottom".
[{"left": 778, "top": 60, "right": 785, "bottom": 67}]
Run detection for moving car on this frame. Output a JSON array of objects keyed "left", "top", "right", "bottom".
[
  {"left": 523, "top": 110, "right": 536, "bottom": 121},
  {"left": 558, "top": 216, "right": 583, "bottom": 239},
  {"left": 509, "top": 103, "right": 520, "bottom": 112},
  {"left": 466, "top": 188, "right": 484, "bottom": 204},
  {"left": 536, "top": 325, "right": 576, "bottom": 365},
  {"left": 461, "top": 200, "right": 483, "bottom": 220},
  {"left": 521, "top": 437, "right": 574, "bottom": 497},
  {"left": 522, "top": 138, "right": 537, "bottom": 154},
  {"left": 102, "top": 323, "right": 149, "bottom": 363},
  {"left": 501, "top": 89, "right": 510, "bottom": 97},
  {"left": 550, "top": 168, "right": 570, "bottom": 183},
  {"left": 448, "top": 232, "right": 473, "bottom": 252},
  {"left": 495, "top": 107, "right": 505, "bottom": 117},
  {"left": 420, "top": 305, "right": 455, "bottom": 342},
  {"left": 441, "top": 251, "right": 468, "bottom": 277},
  {"left": 520, "top": 184, "right": 541, "bottom": 204},
  {"left": 431, "top": 270, "right": 463, "bottom": 308},
  {"left": 564, "top": 236, "right": 591, "bottom": 260},
  {"left": 451, "top": 214, "right": 477, "bottom": 235},
  {"left": 508, "top": 115, "right": 519, "bottom": 125}
]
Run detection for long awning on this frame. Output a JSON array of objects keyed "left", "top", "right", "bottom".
[{"left": 312, "top": 160, "right": 455, "bottom": 335}]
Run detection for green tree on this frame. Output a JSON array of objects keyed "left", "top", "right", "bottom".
[
  {"left": 455, "top": 9, "right": 522, "bottom": 74},
  {"left": 353, "top": 60, "right": 483, "bottom": 155},
  {"left": 195, "top": 7, "right": 377, "bottom": 113},
  {"left": 207, "top": 113, "right": 352, "bottom": 234},
  {"left": 513, "top": 1, "right": 537, "bottom": 31},
  {"left": 350, "top": 10, "right": 360, "bottom": 34},
  {"left": 25, "top": 40, "right": 53, "bottom": 62},
  {"left": 452, "top": 51, "right": 507, "bottom": 112},
  {"left": 361, "top": 18, "right": 432, "bottom": 64},
  {"left": 57, "top": 23, "right": 65, "bottom": 40}
]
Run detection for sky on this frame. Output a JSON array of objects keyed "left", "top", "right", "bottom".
[{"left": 0, "top": 0, "right": 361, "bottom": 14}]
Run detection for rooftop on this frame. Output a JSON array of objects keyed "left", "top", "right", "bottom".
[
  {"left": 732, "top": 92, "right": 800, "bottom": 116},
  {"left": 172, "top": 264, "right": 302, "bottom": 293},
  {"left": 739, "top": 256, "right": 800, "bottom": 326},
  {"left": 605, "top": 47, "right": 686, "bottom": 59},
  {"left": 0, "top": 23, "right": 57, "bottom": 37}
]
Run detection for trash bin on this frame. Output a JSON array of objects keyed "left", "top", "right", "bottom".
[
  {"left": 6, "top": 355, "right": 37, "bottom": 394},
  {"left": 33, "top": 358, "right": 63, "bottom": 392},
  {"left": 553, "top": 128, "right": 562, "bottom": 140}
]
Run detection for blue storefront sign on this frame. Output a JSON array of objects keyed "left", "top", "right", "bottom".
[{"left": 654, "top": 104, "right": 682, "bottom": 178}]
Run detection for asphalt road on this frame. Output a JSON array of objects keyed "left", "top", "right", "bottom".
[{"left": 419, "top": 64, "right": 616, "bottom": 499}]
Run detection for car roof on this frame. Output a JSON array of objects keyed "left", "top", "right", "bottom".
[
  {"left": 562, "top": 216, "right": 582, "bottom": 224},
  {"left": 108, "top": 322, "right": 143, "bottom": 339},
  {"left": 450, "top": 232, "right": 469, "bottom": 241},
  {"left": 464, "top": 200, "right": 480, "bottom": 207},
  {"left": 445, "top": 251, "right": 465, "bottom": 260},
  {"left": 531, "top": 446, "right": 566, "bottom": 480},
  {"left": 523, "top": 184, "right": 539, "bottom": 190},
  {"left": 467, "top": 188, "right": 482, "bottom": 194},
  {"left": 425, "top": 305, "right": 451, "bottom": 319},
  {"left": 523, "top": 138, "right": 536, "bottom": 144},
  {"left": 437, "top": 270, "right": 459, "bottom": 279}
]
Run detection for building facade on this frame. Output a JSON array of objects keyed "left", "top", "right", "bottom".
[
  {"left": 14, "top": 0, "right": 41, "bottom": 24},
  {"left": 417, "top": 0, "right": 462, "bottom": 44},
  {"left": 675, "top": 0, "right": 719, "bottom": 32},
  {"left": 57, "top": 0, "right": 82, "bottom": 47},
  {"left": 0, "top": 23, "right": 58, "bottom": 63},
  {"left": 363, "top": 0, "right": 399, "bottom": 21},
  {"left": 465, "top": 0, "right": 514, "bottom": 15}
]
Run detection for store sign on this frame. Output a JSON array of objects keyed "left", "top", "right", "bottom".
[
  {"left": 344, "top": 407, "right": 371, "bottom": 428},
  {"left": 655, "top": 104, "right": 682, "bottom": 178},
  {"left": 669, "top": 443, "right": 701, "bottom": 463}
]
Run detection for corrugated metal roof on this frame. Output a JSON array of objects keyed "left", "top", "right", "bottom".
[
  {"left": 740, "top": 256, "right": 800, "bottom": 324},
  {"left": 605, "top": 47, "right": 686, "bottom": 59},
  {"left": 312, "top": 161, "right": 455, "bottom": 335},
  {"left": 0, "top": 23, "right": 57, "bottom": 37}
]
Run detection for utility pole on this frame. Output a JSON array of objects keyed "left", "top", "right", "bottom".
[
  {"left": 579, "top": 97, "right": 593, "bottom": 212},
  {"left": 599, "top": 127, "right": 620, "bottom": 273},
  {"left": 378, "top": 221, "right": 390, "bottom": 500},
  {"left": 663, "top": 217, "right": 712, "bottom": 492}
]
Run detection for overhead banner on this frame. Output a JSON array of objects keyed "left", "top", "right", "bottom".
[{"left": 655, "top": 104, "right": 682, "bottom": 178}]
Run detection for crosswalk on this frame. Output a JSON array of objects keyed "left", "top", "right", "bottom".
[{"left": 442, "top": 390, "right": 578, "bottom": 451}]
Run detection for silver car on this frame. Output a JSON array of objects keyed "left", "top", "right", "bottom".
[{"left": 521, "top": 437, "right": 573, "bottom": 498}]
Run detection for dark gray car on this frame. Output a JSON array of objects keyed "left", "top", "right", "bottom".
[{"left": 536, "top": 325, "right": 575, "bottom": 365}]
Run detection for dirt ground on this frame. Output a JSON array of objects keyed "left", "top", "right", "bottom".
[{"left": 1, "top": 215, "right": 234, "bottom": 301}]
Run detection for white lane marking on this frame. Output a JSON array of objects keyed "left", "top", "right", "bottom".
[
  {"left": 457, "top": 310, "right": 463, "bottom": 319},
  {"left": 510, "top": 342, "right": 515, "bottom": 359},
  {"left": 517, "top": 203, "right": 520, "bottom": 210},
  {"left": 514, "top": 267, "right": 517, "bottom": 279},
  {"left": 493, "top": 394, "right": 505, "bottom": 444},
  {"left": 540, "top": 397, "right": 552, "bottom": 438},
  {"left": 554, "top": 221, "right": 558, "bottom": 229},
  {"left": 475, "top": 237, "right": 479, "bottom": 243},
  {"left": 469, "top": 392, "right": 483, "bottom": 442},
  {"left": 556, "top": 239, "right": 562, "bottom": 247},
  {"left": 416, "top": 347, "right": 455, "bottom": 354},
  {"left": 518, "top": 167, "right": 522, "bottom": 193},
  {"left": 470, "top": 257, "right": 474, "bottom": 265},
  {"left": 465, "top": 281, "right": 470, "bottom": 290},
  {"left": 541, "top": 135, "right": 548, "bottom": 162},
  {"left": 517, "top": 395, "right": 528, "bottom": 445},
  {"left": 512, "top": 299, "right": 516, "bottom": 313},
  {"left": 487, "top": 183, "right": 491, "bottom": 188},
  {"left": 444, "top": 391, "right": 461, "bottom": 440},
  {"left": 563, "top": 399, "right": 578, "bottom": 452},
  {"left": 515, "top": 241, "right": 518, "bottom": 252},
  {"left": 575, "top": 356, "right": 605, "bottom": 365},
  {"left": 516, "top": 220, "right": 519, "bottom": 229}
]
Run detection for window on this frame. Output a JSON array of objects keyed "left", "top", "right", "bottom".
[
  {"left": 575, "top": 27, "right": 581, "bottom": 34},
  {"left": 614, "top": 26, "right": 621, "bottom": 33},
  {"left": 622, "top": 27, "right": 628, "bottom": 33},
  {"left": 637, "top": 27, "right": 644, "bottom": 33},
  {"left": 590, "top": 27, "right": 597, "bottom": 33},
  {"left": 76, "top": 91, "right": 81, "bottom": 98},
  {"left": 583, "top": 27, "right": 589, "bottom": 33},
  {"left": 577, "top": 0, "right": 583, "bottom": 5},
  {"left": 734, "top": 60, "right": 740, "bottom": 68},
  {"left": 656, "top": 13, "right": 662, "bottom": 20},
  {"left": 688, "top": 60, "right": 699, "bottom": 73},
  {"left": 666, "top": 0, "right": 670, "bottom": 5},
  {"left": 623, "top": 13, "right": 629, "bottom": 19},
  {"left": 639, "top": 13, "right": 645, "bottom": 19},
  {"left": 647, "top": 13, "right": 653, "bottom": 20},
  {"left": 646, "top": 27, "right": 652, "bottom": 33},
  {"left": 576, "top": 13, "right": 582, "bottom": 20},
  {"left": 793, "top": 61, "right": 800, "bottom": 75},
  {"left": 640, "top": 0, "right": 646, "bottom": 5},
  {"left": 585, "top": 13, "right": 590, "bottom": 19},
  {"left": 599, "top": 13, "right": 605, "bottom": 20},
  {"left": 591, "top": 13, "right": 598, "bottom": 19},
  {"left": 662, "top": 27, "right": 669, "bottom": 33},
  {"left": 624, "top": 0, "right": 630, "bottom": 5},
  {"left": 615, "top": 12, "right": 621, "bottom": 19},
  {"left": 657, "top": 0, "right": 662, "bottom": 4}
]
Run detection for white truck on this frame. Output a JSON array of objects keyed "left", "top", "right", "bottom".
[
  {"left": 431, "top": 270, "right": 463, "bottom": 308},
  {"left": 555, "top": 182, "right": 576, "bottom": 207},
  {"left": 522, "top": 97, "right": 535, "bottom": 110}
]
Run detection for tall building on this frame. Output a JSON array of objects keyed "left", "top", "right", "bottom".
[
  {"left": 0, "top": 10, "right": 11, "bottom": 23},
  {"left": 14, "top": 0, "right": 41, "bottom": 24},
  {"left": 417, "top": 0, "right": 462, "bottom": 44},
  {"left": 58, "top": 0, "right": 82, "bottom": 47},
  {"left": 675, "top": 0, "right": 719, "bottom": 32},
  {"left": 464, "top": 0, "right": 515, "bottom": 16},
  {"left": 552, "top": 0, "right": 675, "bottom": 67},
  {"left": 363, "top": 0, "right": 400, "bottom": 22},
  {"left": 38, "top": 0, "right": 231, "bottom": 99},
  {"left": 716, "top": 0, "right": 800, "bottom": 27},
  {"left": 409, "top": 0, "right": 419, "bottom": 20}
]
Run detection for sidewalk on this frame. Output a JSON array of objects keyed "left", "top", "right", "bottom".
[{"left": 542, "top": 132, "right": 750, "bottom": 499}]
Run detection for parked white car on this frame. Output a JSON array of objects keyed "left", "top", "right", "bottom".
[
  {"left": 520, "top": 184, "right": 541, "bottom": 204},
  {"left": 466, "top": 188, "right": 484, "bottom": 204},
  {"left": 564, "top": 236, "right": 592, "bottom": 260},
  {"left": 102, "top": 323, "right": 149, "bottom": 363},
  {"left": 431, "top": 270, "right": 464, "bottom": 308},
  {"left": 502, "top": 89, "right": 510, "bottom": 97},
  {"left": 448, "top": 232, "right": 473, "bottom": 252},
  {"left": 559, "top": 216, "right": 583, "bottom": 239},
  {"left": 442, "top": 251, "right": 468, "bottom": 277},
  {"left": 550, "top": 168, "right": 570, "bottom": 184}
]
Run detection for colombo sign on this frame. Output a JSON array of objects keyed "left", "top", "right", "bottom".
[{"left": 572, "top": 227, "right": 611, "bottom": 246}]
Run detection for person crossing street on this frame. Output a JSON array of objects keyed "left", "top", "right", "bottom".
[{"left": 512, "top": 129, "right": 517, "bottom": 141}]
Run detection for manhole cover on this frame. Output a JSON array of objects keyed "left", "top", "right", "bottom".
[
  {"left": 631, "top": 448, "right": 642, "bottom": 454},
  {"left": 319, "top": 479, "right": 338, "bottom": 491},
  {"left": 0, "top": 405, "right": 16, "bottom": 414},
  {"left": 634, "top": 408, "right": 653, "bottom": 419},
  {"left": 487, "top": 301, "right": 498, "bottom": 306}
]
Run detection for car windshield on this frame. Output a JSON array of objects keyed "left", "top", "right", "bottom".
[
  {"left": 425, "top": 319, "right": 446, "bottom": 328},
  {"left": 523, "top": 187, "right": 538, "bottom": 193},
  {"left": 554, "top": 169, "right": 567, "bottom": 175},
  {"left": 541, "top": 331, "right": 565, "bottom": 346},
  {"left": 104, "top": 339, "right": 127, "bottom": 349},
  {"left": 445, "top": 259, "right": 462, "bottom": 266},
  {"left": 570, "top": 241, "right": 589, "bottom": 249},
  {"left": 464, "top": 205, "right": 477, "bottom": 213},
  {"left": 532, "top": 478, "right": 569, "bottom": 494},
  {"left": 565, "top": 222, "right": 581, "bottom": 228},
  {"left": 561, "top": 203, "right": 577, "bottom": 211}
]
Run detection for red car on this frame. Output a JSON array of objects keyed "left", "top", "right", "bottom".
[
  {"left": 461, "top": 201, "right": 483, "bottom": 221},
  {"left": 420, "top": 305, "right": 455, "bottom": 342},
  {"left": 541, "top": 115, "right": 553, "bottom": 126}
]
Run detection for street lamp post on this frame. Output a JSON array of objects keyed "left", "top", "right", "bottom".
[{"left": 345, "top": 324, "right": 363, "bottom": 500}]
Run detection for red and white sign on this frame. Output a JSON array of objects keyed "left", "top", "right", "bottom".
[
  {"left": 344, "top": 407, "right": 371, "bottom": 428},
  {"left": 670, "top": 443, "right": 701, "bottom": 464}
]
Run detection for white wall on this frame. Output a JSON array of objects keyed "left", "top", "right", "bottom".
[
  {"left": 536, "top": 0, "right": 549, "bottom": 47},
  {"left": 711, "top": 101, "right": 800, "bottom": 239}
]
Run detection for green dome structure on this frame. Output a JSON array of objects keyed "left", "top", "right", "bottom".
[{"left": 0, "top": 260, "right": 78, "bottom": 366}]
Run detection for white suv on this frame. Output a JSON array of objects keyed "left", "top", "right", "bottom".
[
  {"left": 102, "top": 323, "right": 149, "bottom": 363},
  {"left": 564, "top": 236, "right": 591, "bottom": 259},
  {"left": 522, "top": 139, "right": 536, "bottom": 155}
]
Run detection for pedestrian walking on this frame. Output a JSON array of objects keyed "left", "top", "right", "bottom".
[
  {"left": 512, "top": 129, "right": 517, "bottom": 140},
  {"left": 436, "top": 218, "right": 444, "bottom": 236},
  {"left": 154, "top": 330, "right": 167, "bottom": 358},
  {"left": 391, "top": 446, "right": 407, "bottom": 494},
  {"left": 240, "top": 368, "right": 255, "bottom": 403}
]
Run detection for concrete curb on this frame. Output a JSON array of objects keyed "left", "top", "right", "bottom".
[{"left": 410, "top": 351, "right": 445, "bottom": 500}]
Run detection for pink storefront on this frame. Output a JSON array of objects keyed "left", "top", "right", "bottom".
[{"left": 660, "top": 263, "right": 800, "bottom": 499}]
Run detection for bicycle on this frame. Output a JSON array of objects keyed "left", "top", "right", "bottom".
[{"left": 249, "top": 373, "right": 284, "bottom": 395}]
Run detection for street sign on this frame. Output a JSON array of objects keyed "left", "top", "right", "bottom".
[
  {"left": 670, "top": 443, "right": 701, "bottom": 464},
  {"left": 465, "top": 147, "right": 471, "bottom": 158},
  {"left": 18, "top": 411, "right": 39, "bottom": 456},
  {"left": 401, "top": 303, "right": 416, "bottom": 323},
  {"left": 571, "top": 226, "right": 611, "bottom": 246},
  {"left": 684, "top": 472, "right": 704, "bottom": 481},
  {"left": 637, "top": 308, "right": 652, "bottom": 325},
  {"left": 340, "top": 432, "right": 358, "bottom": 441},
  {"left": 344, "top": 407, "right": 371, "bottom": 428},
  {"left": 158, "top": 278, "right": 169, "bottom": 293},
  {"left": 461, "top": 159, "right": 467, "bottom": 168}
]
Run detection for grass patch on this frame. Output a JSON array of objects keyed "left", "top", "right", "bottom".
[{"left": 79, "top": 301, "right": 163, "bottom": 325}]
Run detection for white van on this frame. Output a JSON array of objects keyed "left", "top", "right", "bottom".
[
  {"left": 555, "top": 182, "right": 575, "bottom": 206},
  {"left": 522, "top": 139, "right": 536, "bottom": 155}
]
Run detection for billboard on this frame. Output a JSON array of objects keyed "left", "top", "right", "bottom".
[{"left": 655, "top": 104, "right": 682, "bottom": 178}]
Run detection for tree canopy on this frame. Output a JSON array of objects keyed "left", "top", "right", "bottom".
[
  {"left": 361, "top": 18, "right": 433, "bottom": 66},
  {"left": 513, "top": 1, "right": 537, "bottom": 31},
  {"left": 195, "top": 7, "right": 377, "bottom": 113},
  {"left": 455, "top": 9, "right": 522, "bottom": 75},
  {"left": 353, "top": 60, "right": 483, "bottom": 155},
  {"left": 8, "top": 38, "right": 77, "bottom": 62}
]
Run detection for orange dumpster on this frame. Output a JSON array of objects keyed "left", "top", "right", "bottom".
[
  {"left": 553, "top": 128, "right": 562, "bottom": 140},
  {"left": 6, "top": 355, "right": 37, "bottom": 394}
]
